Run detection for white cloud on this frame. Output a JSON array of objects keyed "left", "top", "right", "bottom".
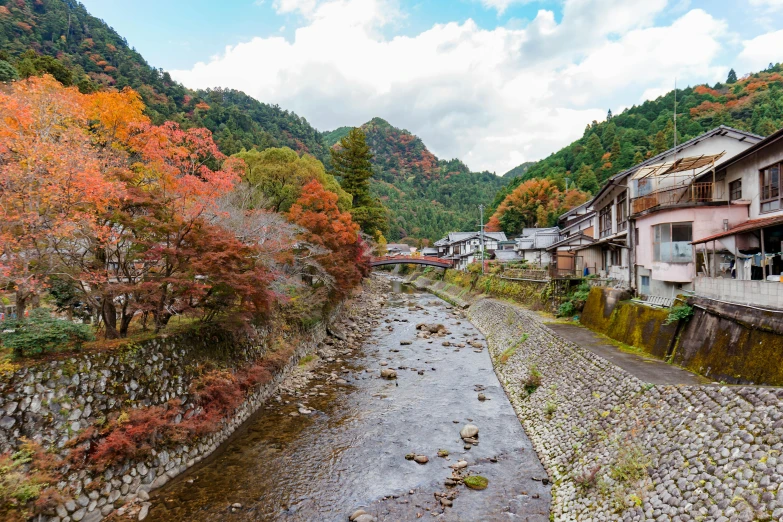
[
  {"left": 749, "top": 0, "right": 783, "bottom": 11},
  {"left": 478, "top": 0, "right": 528, "bottom": 15},
  {"left": 273, "top": 0, "right": 319, "bottom": 16},
  {"left": 738, "top": 29, "right": 783, "bottom": 72},
  {"left": 172, "top": 0, "right": 732, "bottom": 175}
]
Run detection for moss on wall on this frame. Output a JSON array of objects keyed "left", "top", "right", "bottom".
[
  {"left": 675, "top": 300, "right": 783, "bottom": 385},
  {"left": 581, "top": 287, "right": 675, "bottom": 359}
]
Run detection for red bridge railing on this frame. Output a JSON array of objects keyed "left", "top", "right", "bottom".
[{"left": 370, "top": 255, "right": 453, "bottom": 267}]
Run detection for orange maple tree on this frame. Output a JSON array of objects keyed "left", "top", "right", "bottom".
[
  {"left": 486, "top": 178, "right": 589, "bottom": 236},
  {"left": 288, "top": 179, "right": 370, "bottom": 300}
]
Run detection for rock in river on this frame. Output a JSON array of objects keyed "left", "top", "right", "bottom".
[
  {"left": 380, "top": 369, "right": 397, "bottom": 380},
  {"left": 400, "top": 340, "right": 412, "bottom": 345},
  {"left": 460, "top": 424, "right": 479, "bottom": 439},
  {"left": 414, "top": 455, "right": 429, "bottom": 464}
]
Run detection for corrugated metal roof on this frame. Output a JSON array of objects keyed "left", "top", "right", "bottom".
[{"left": 692, "top": 214, "right": 783, "bottom": 244}]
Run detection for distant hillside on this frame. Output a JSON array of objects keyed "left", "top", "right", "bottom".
[
  {"left": 0, "top": 0, "right": 328, "bottom": 161},
  {"left": 323, "top": 126, "right": 352, "bottom": 148},
  {"left": 328, "top": 118, "right": 505, "bottom": 241},
  {"left": 503, "top": 161, "right": 536, "bottom": 178},
  {"left": 494, "top": 64, "right": 783, "bottom": 210}
]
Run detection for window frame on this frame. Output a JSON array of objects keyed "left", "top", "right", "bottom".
[
  {"left": 599, "top": 205, "right": 612, "bottom": 238},
  {"left": 652, "top": 221, "right": 693, "bottom": 264},
  {"left": 616, "top": 192, "right": 628, "bottom": 232},
  {"left": 760, "top": 163, "right": 782, "bottom": 214},
  {"left": 729, "top": 179, "right": 742, "bottom": 201}
]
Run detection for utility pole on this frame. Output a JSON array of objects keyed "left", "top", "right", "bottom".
[
  {"left": 479, "top": 204, "right": 486, "bottom": 274},
  {"left": 674, "top": 78, "right": 677, "bottom": 161}
]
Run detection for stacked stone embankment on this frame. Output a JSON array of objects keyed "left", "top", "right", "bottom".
[
  {"left": 0, "top": 279, "right": 387, "bottom": 521},
  {"left": 469, "top": 298, "right": 783, "bottom": 522}
]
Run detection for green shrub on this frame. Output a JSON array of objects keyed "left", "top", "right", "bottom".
[
  {"left": 0, "top": 309, "right": 94, "bottom": 358},
  {"left": 664, "top": 304, "right": 693, "bottom": 325},
  {"left": 557, "top": 301, "right": 576, "bottom": 317}
]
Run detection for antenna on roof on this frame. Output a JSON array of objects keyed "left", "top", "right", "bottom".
[{"left": 674, "top": 77, "right": 677, "bottom": 161}]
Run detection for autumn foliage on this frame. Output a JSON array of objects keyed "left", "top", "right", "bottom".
[
  {"left": 0, "top": 75, "right": 369, "bottom": 339},
  {"left": 487, "top": 178, "right": 589, "bottom": 235},
  {"left": 288, "top": 180, "right": 370, "bottom": 300}
]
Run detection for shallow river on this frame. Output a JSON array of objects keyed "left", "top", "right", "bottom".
[{"left": 147, "top": 277, "right": 550, "bottom": 521}]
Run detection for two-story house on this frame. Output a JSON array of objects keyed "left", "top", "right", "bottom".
[
  {"left": 689, "top": 126, "right": 783, "bottom": 308},
  {"left": 433, "top": 231, "right": 508, "bottom": 270},
  {"left": 628, "top": 126, "right": 761, "bottom": 298},
  {"left": 588, "top": 125, "right": 761, "bottom": 294},
  {"left": 514, "top": 227, "right": 561, "bottom": 266}
]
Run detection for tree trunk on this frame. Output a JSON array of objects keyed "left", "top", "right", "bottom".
[
  {"left": 119, "top": 305, "right": 134, "bottom": 337},
  {"left": 15, "top": 288, "right": 30, "bottom": 319},
  {"left": 101, "top": 295, "right": 120, "bottom": 339}
]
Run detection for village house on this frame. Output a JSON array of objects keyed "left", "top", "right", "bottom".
[
  {"left": 513, "top": 227, "right": 561, "bottom": 267},
  {"left": 687, "top": 126, "right": 783, "bottom": 308},
  {"left": 588, "top": 125, "right": 761, "bottom": 294},
  {"left": 433, "top": 231, "right": 508, "bottom": 270},
  {"left": 545, "top": 202, "right": 600, "bottom": 276}
]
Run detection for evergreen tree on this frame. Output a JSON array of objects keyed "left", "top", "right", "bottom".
[
  {"left": 633, "top": 151, "right": 644, "bottom": 165},
  {"left": 575, "top": 164, "right": 600, "bottom": 194},
  {"left": 0, "top": 60, "right": 18, "bottom": 82},
  {"left": 607, "top": 108, "right": 613, "bottom": 119},
  {"left": 585, "top": 133, "right": 604, "bottom": 165},
  {"left": 727, "top": 68, "right": 738, "bottom": 84},
  {"left": 333, "top": 128, "right": 374, "bottom": 206},
  {"left": 331, "top": 128, "right": 389, "bottom": 236}
]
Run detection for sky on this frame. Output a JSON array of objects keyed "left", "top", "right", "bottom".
[{"left": 80, "top": 0, "right": 783, "bottom": 175}]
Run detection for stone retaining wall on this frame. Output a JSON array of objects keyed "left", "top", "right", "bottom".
[
  {"left": 1, "top": 316, "right": 338, "bottom": 522},
  {"left": 469, "top": 298, "right": 783, "bottom": 522}
]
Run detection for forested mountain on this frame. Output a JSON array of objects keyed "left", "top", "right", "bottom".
[
  {"left": 493, "top": 64, "right": 783, "bottom": 211},
  {"left": 326, "top": 118, "right": 506, "bottom": 242},
  {"left": 0, "top": 0, "right": 328, "bottom": 161},
  {"left": 502, "top": 161, "right": 536, "bottom": 178}
]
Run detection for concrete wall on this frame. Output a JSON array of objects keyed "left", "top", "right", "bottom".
[
  {"left": 694, "top": 276, "right": 783, "bottom": 309},
  {"left": 634, "top": 205, "right": 749, "bottom": 287},
  {"left": 580, "top": 287, "right": 676, "bottom": 358},
  {"left": 675, "top": 296, "right": 783, "bottom": 385}
]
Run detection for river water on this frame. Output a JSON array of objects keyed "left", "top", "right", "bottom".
[{"left": 146, "top": 277, "right": 550, "bottom": 521}]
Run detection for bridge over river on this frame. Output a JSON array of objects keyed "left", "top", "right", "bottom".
[{"left": 370, "top": 255, "right": 453, "bottom": 269}]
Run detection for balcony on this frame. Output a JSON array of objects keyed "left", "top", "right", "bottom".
[{"left": 631, "top": 182, "right": 719, "bottom": 215}]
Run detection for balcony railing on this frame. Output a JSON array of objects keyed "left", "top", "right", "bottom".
[{"left": 631, "top": 182, "right": 719, "bottom": 215}]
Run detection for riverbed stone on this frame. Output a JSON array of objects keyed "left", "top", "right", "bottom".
[{"left": 460, "top": 424, "right": 479, "bottom": 439}]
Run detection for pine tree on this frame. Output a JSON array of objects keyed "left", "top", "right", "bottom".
[
  {"left": 585, "top": 133, "right": 604, "bottom": 165},
  {"left": 575, "top": 164, "right": 600, "bottom": 194},
  {"left": 330, "top": 128, "right": 389, "bottom": 236},
  {"left": 607, "top": 108, "right": 613, "bottom": 120},
  {"left": 332, "top": 128, "right": 374, "bottom": 207},
  {"left": 727, "top": 68, "right": 737, "bottom": 84},
  {"left": 633, "top": 151, "right": 644, "bottom": 165}
]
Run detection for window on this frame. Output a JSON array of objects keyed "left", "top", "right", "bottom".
[
  {"left": 634, "top": 227, "right": 639, "bottom": 246},
  {"left": 640, "top": 275, "right": 650, "bottom": 295},
  {"left": 761, "top": 164, "right": 781, "bottom": 213},
  {"left": 617, "top": 192, "right": 628, "bottom": 232},
  {"left": 729, "top": 179, "right": 742, "bottom": 201},
  {"left": 599, "top": 205, "right": 612, "bottom": 238},
  {"left": 653, "top": 222, "right": 692, "bottom": 263}
]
